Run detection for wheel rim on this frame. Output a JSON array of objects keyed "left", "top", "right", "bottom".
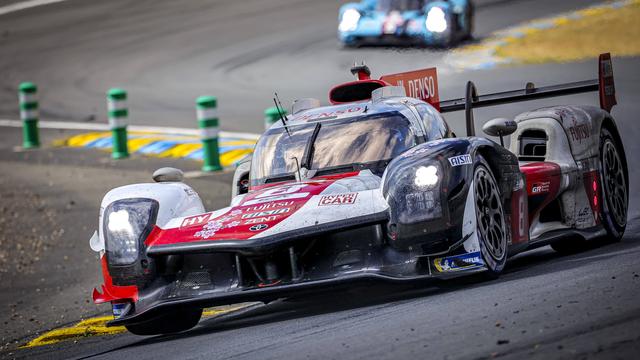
[
  {"left": 474, "top": 166, "right": 506, "bottom": 260},
  {"left": 602, "top": 139, "right": 627, "bottom": 227}
]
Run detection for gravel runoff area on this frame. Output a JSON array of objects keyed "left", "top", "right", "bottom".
[{"left": 495, "top": 0, "right": 640, "bottom": 64}]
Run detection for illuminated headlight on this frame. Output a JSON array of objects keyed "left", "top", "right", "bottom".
[
  {"left": 426, "top": 7, "right": 447, "bottom": 33},
  {"left": 405, "top": 162, "right": 443, "bottom": 221},
  {"left": 415, "top": 165, "right": 439, "bottom": 188},
  {"left": 104, "top": 199, "right": 157, "bottom": 266},
  {"left": 339, "top": 8, "right": 361, "bottom": 32}
]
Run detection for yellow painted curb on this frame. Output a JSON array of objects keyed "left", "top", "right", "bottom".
[
  {"left": 22, "top": 316, "right": 126, "bottom": 348},
  {"left": 56, "top": 131, "right": 257, "bottom": 168},
  {"left": 22, "top": 304, "right": 254, "bottom": 348}
]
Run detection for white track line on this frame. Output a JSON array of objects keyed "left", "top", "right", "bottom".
[
  {"left": 0, "top": 0, "right": 71, "bottom": 16},
  {"left": 0, "top": 119, "right": 260, "bottom": 140}
]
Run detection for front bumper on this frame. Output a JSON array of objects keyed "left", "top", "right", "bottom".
[
  {"left": 104, "top": 211, "right": 485, "bottom": 327},
  {"left": 340, "top": 30, "right": 449, "bottom": 46},
  {"left": 109, "top": 261, "right": 485, "bottom": 327}
]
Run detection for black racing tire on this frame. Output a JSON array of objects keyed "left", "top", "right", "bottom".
[
  {"left": 463, "top": 5, "right": 474, "bottom": 40},
  {"left": 340, "top": 41, "right": 360, "bottom": 50},
  {"left": 125, "top": 308, "right": 202, "bottom": 336},
  {"left": 599, "top": 126, "right": 628, "bottom": 242},
  {"left": 441, "top": 14, "right": 457, "bottom": 48},
  {"left": 473, "top": 155, "right": 508, "bottom": 278}
]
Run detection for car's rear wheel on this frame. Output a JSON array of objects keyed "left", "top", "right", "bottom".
[
  {"left": 599, "top": 127, "right": 628, "bottom": 241},
  {"left": 474, "top": 157, "right": 508, "bottom": 278},
  {"left": 125, "top": 308, "right": 202, "bottom": 336},
  {"left": 551, "top": 126, "right": 628, "bottom": 253}
]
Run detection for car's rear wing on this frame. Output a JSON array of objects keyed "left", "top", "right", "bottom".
[{"left": 380, "top": 53, "right": 616, "bottom": 137}]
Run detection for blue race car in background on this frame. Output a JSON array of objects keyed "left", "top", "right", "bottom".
[{"left": 338, "top": 0, "right": 473, "bottom": 47}]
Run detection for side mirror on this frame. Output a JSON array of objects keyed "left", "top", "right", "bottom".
[
  {"left": 231, "top": 160, "right": 251, "bottom": 200},
  {"left": 152, "top": 167, "right": 184, "bottom": 183},
  {"left": 482, "top": 118, "right": 517, "bottom": 146}
]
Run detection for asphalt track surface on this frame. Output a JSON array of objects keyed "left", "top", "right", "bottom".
[{"left": 2, "top": 0, "right": 640, "bottom": 359}]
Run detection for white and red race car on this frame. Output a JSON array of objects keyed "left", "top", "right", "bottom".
[{"left": 90, "top": 54, "right": 627, "bottom": 335}]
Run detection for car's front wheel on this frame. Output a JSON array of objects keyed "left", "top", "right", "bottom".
[
  {"left": 125, "top": 308, "right": 203, "bottom": 336},
  {"left": 473, "top": 156, "right": 508, "bottom": 278}
]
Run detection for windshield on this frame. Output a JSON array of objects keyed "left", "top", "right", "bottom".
[
  {"left": 250, "top": 112, "right": 415, "bottom": 187},
  {"left": 377, "top": 0, "right": 424, "bottom": 12}
]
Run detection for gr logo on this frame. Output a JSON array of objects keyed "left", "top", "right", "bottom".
[{"left": 448, "top": 154, "right": 472, "bottom": 167}]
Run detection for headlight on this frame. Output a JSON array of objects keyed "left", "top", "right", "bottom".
[
  {"left": 414, "top": 165, "right": 439, "bottom": 188},
  {"left": 405, "top": 162, "right": 443, "bottom": 221},
  {"left": 339, "top": 8, "right": 361, "bottom": 32},
  {"left": 104, "top": 199, "right": 157, "bottom": 266},
  {"left": 385, "top": 161, "right": 444, "bottom": 224},
  {"left": 425, "top": 7, "right": 447, "bottom": 33},
  {"left": 405, "top": 189, "right": 442, "bottom": 221}
]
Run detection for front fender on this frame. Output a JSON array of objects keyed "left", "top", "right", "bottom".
[
  {"left": 382, "top": 137, "right": 519, "bottom": 252},
  {"left": 99, "top": 182, "right": 205, "bottom": 250},
  {"left": 96, "top": 182, "right": 205, "bottom": 288}
]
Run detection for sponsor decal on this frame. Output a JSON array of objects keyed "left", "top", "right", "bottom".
[
  {"left": 225, "top": 220, "right": 242, "bottom": 228},
  {"left": 569, "top": 123, "right": 591, "bottom": 144},
  {"left": 148, "top": 176, "right": 361, "bottom": 246},
  {"left": 576, "top": 206, "right": 593, "bottom": 226},
  {"left": 112, "top": 303, "right": 127, "bottom": 318},
  {"left": 531, "top": 181, "right": 550, "bottom": 194},
  {"left": 299, "top": 106, "right": 363, "bottom": 121},
  {"left": 241, "top": 208, "right": 290, "bottom": 219},
  {"left": 245, "top": 201, "right": 294, "bottom": 212},
  {"left": 504, "top": 120, "right": 517, "bottom": 128},
  {"left": 380, "top": 67, "right": 439, "bottom": 107},
  {"left": 254, "top": 185, "right": 306, "bottom": 199},
  {"left": 318, "top": 193, "right": 358, "bottom": 206},
  {"left": 242, "top": 192, "right": 308, "bottom": 206},
  {"left": 244, "top": 216, "right": 277, "bottom": 224},
  {"left": 249, "top": 224, "right": 268, "bottom": 231},
  {"left": 433, "top": 252, "right": 484, "bottom": 272},
  {"left": 194, "top": 218, "right": 227, "bottom": 239},
  {"left": 181, "top": 213, "right": 212, "bottom": 228},
  {"left": 564, "top": 116, "right": 590, "bottom": 145},
  {"left": 448, "top": 154, "right": 472, "bottom": 167}
]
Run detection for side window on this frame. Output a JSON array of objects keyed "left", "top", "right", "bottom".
[{"left": 415, "top": 104, "right": 449, "bottom": 141}]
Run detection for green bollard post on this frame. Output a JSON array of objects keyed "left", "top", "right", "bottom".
[
  {"left": 107, "top": 88, "right": 129, "bottom": 159},
  {"left": 197, "top": 96, "right": 222, "bottom": 172},
  {"left": 19, "top": 82, "right": 40, "bottom": 149},
  {"left": 264, "top": 106, "right": 286, "bottom": 130}
]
